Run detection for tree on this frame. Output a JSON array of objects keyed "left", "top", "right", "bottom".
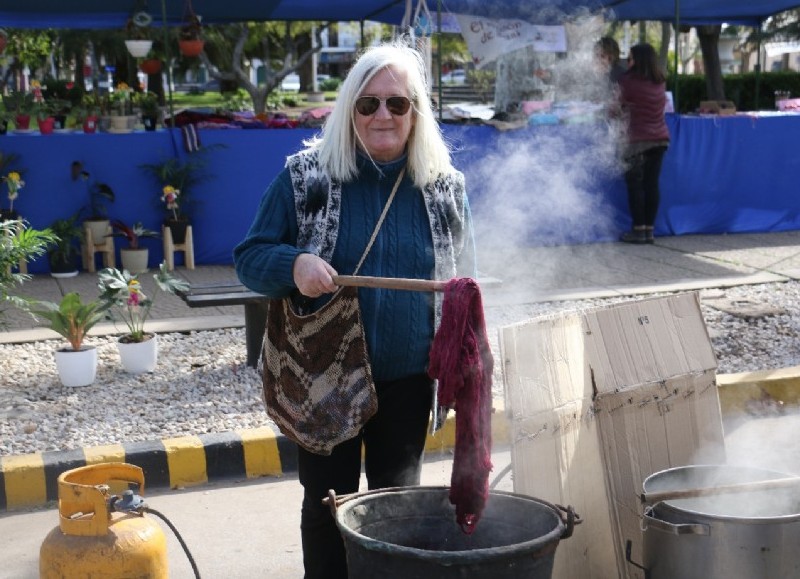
[
  {"left": 697, "top": 25, "right": 725, "bottom": 100},
  {"left": 198, "top": 21, "right": 330, "bottom": 114}
]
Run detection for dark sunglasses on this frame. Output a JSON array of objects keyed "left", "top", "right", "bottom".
[{"left": 355, "top": 95, "right": 412, "bottom": 116}]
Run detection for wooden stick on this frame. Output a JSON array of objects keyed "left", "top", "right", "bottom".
[
  {"left": 641, "top": 476, "right": 800, "bottom": 504},
  {"left": 333, "top": 275, "right": 446, "bottom": 292}
]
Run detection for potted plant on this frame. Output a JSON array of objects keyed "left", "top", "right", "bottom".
[
  {"left": 35, "top": 100, "right": 56, "bottom": 135},
  {"left": 110, "top": 219, "right": 159, "bottom": 274},
  {"left": 135, "top": 91, "right": 160, "bottom": 131},
  {"left": 24, "top": 292, "right": 108, "bottom": 386},
  {"left": 178, "top": 8, "right": 204, "bottom": 57},
  {"left": 125, "top": 15, "right": 153, "bottom": 58},
  {"left": 0, "top": 101, "right": 12, "bottom": 135},
  {"left": 97, "top": 262, "right": 189, "bottom": 373},
  {"left": 77, "top": 93, "right": 101, "bottom": 133},
  {"left": 46, "top": 213, "right": 82, "bottom": 277},
  {"left": 74, "top": 161, "right": 116, "bottom": 244},
  {"left": 3, "top": 90, "right": 35, "bottom": 131},
  {"left": 109, "top": 82, "right": 135, "bottom": 132},
  {"left": 140, "top": 152, "right": 212, "bottom": 244}
]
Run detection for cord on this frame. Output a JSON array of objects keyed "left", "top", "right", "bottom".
[{"left": 142, "top": 506, "right": 202, "bottom": 579}]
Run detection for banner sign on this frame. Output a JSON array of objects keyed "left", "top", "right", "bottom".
[{"left": 455, "top": 15, "right": 566, "bottom": 68}]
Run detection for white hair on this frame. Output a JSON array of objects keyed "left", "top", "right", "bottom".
[{"left": 305, "top": 42, "right": 454, "bottom": 188}]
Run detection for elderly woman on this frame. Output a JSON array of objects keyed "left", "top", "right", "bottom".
[{"left": 234, "top": 42, "right": 475, "bottom": 579}]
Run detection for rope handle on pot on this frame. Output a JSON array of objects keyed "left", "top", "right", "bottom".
[{"left": 555, "top": 503, "right": 582, "bottom": 539}]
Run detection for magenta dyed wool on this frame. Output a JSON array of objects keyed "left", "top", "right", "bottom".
[{"left": 428, "top": 277, "right": 494, "bottom": 534}]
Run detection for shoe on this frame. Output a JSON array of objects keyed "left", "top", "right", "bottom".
[
  {"left": 620, "top": 229, "right": 647, "bottom": 244},
  {"left": 645, "top": 227, "right": 655, "bottom": 244}
]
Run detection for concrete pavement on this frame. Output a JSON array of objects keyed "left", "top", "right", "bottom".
[{"left": 4, "top": 231, "right": 800, "bottom": 576}]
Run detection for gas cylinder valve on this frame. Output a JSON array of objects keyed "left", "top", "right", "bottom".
[{"left": 112, "top": 489, "right": 146, "bottom": 512}]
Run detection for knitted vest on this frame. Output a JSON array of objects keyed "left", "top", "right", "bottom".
[{"left": 286, "top": 148, "right": 467, "bottom": 328}]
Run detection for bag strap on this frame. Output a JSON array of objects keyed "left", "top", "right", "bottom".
[{"left": 352, "top": 167, "right": 406, "bottom": 276}]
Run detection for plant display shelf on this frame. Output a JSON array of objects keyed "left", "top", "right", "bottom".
[
  {"left": 162, "top": 224, "right": 194, "bottom": 271},
  {"left": 80, "top": 222, "right": 115, "bottom": 273}
]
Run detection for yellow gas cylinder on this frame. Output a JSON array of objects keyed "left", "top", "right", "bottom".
[{"left": 39, "top": 462, "right": 168, "bottom": 579}]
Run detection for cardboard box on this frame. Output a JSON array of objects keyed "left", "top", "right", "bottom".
[
  {"left": 499, "top": 292, "right": 725, "bottom": 579},
  {"left": 698, "top": 100, "right": 737, "bottom": 115}
]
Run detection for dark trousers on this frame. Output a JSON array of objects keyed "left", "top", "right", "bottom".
[
  {"left": 297, "top": 373, "right": 434, "bottom": 579},
  {"left": 624, "top": 145, "right": 667, "bottom": 228}
]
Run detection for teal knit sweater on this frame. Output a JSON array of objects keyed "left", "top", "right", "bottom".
[{"left": 234, "top": 154, "right": 472, "bottom": 381}]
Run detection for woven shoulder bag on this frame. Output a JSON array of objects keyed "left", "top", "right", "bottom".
[{"left": 261, "top": 168, "right": 405, "bottom": 455}]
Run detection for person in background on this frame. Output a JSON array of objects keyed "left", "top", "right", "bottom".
[
  {"left": 234, "top": 42, "right": 475, "bottom": 579},
  {"left": 617, "top": 42, "right": 670, "bottom": 244},
  {"left": 596, "top": 36, "right": 627, "bottom": 85}
]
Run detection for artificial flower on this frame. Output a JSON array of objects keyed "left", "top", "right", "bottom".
[
  {"left": 3, "top": 171, "right": 24, "bottom": 212},
  {"left": 161, "top": 185, "right": 180, "bottom": 219}
]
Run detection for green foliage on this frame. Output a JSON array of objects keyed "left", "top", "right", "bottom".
[
  {"left": 47, "top": 213, "right": 82, "bottom": 262},
  {"left": 25, "top": 292, "right": 107, "bottom": 351},
  {"left": 221, "top": 88, "right": 252, "bottom": 112},
  {"left": 318, "top": 77, "right": 341, "bottom": 92},
  {"left": 1, "top": 220, "right": 58, "bottom": 327},
  {"left": 5, "top": 29, "right": 54, "bottom": 69},
  {"left": 139, "top": 149, "right": 218, "bottom": 219},
  {"left": 110, "top": 220, "right": 159, "bottom": 249},
  {"left": 2, "top": 91, "right": 35, "bottom": 116},
  {"left": 97, "top": 262, "right": 189, "bottom": 342},
  {"left": 73, "top": 161, "right": 116, "bottom": 220}
]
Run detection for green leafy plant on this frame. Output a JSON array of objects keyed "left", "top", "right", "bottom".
[
  {"left": 72, "top": 161, "right": 115, "bottom": 220},
  {"left": 97, "top": 262, "right": 189, "bottom": 343},
  {"left": 1, "top": 220, "right": 57, "bottom": 327},
  {"left": 140, "top": 151, "right": 215, "bottom": 220},
  {"left": 47, "top": 213, "right": 82, "bottom": 264},
  {"left": 2, "top": 91, "right": 35, "bottom": 116},
  {"left": 135, "top": 91, "right": 160, "bottom": 117},
  {"left": 25, "top": 292, "right": 107, "bottom": 351},
  {"left": 110, "top": 219, "right": 159, "bottom": 249}
]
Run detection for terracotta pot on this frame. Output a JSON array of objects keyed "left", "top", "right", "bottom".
[
  {"left": 38, "top": 117, "right": 55, "bottom": 135},
  {"left": 179, "top": 39, "right": 204, "bottom": 57},
  {"left": 139, "top": 58, "right": 162, "bottom": 75}
]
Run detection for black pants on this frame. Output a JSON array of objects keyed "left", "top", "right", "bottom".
[
  {"left": 624, "top": 145, "right": 667, "bottom": 228},
  {"left": 297, "top": 373, "right": 434, "bottom": 579}
]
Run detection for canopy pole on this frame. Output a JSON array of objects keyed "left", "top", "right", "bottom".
[
  {"left": 673, "top": 0, "right": 680, "bottom": 112},
  {"left": 755, "top": 20, "right": 763, "bottom": 110},
  {"left": 161, "top": 0, "right": 178, "bottom": 157}
]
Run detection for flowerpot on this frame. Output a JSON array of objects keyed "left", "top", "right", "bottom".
[
  {"left": 0, "top": 119, "right": 8, "bottom": 135},
  {"left": 306, "top": 91, "right": 325, "bottom": 103},
  {"left": 15, "top": 114, "right": 31, "bottom": 131},
  {"left": 110, "top": 115, "right": 136, "bottom": 133},
  {"left": 139, "top": 58, "right": 162, "bottom": 75},
  {"left": 179, "top": 39, "right": 204, "bottom": 57},
  {"left": 142, "top": 115, "right": 158, "bottom": 131},
  {"left": 38, "top": 117, "right": 55, "bottom": 134},
  {"left": 48, "top": 251, "right": 80, "bottom": 278},
  {"left": 53, "top": 114, "right": 68, "bottom": 130},
  {"left": 83, "top": 115, "right": 98, "bottom": 133},
  {"left": 84, "top": 219, "right": 110, "bottom": 244},
  {"left": 54, "top": 346, "right": 98, "bottom": 387},
  {"left": 121, "top": 247, "right": 149, "bottom": 274},
  {"left": 117, "top": 334, "right": 158, "bottom": 374},
  {"left": 98, "top": 116, "right": 112, "bottom": 133},
  {"left": 164, "top": 217, "right": 189, "bottom": 244},
  {"left": 125, "top": 39, "right": 153, "bottom": 58}
]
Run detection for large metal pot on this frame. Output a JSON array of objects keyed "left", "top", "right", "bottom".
[{"left": 639, "top": 465, "right": 800, "bottom": 579}]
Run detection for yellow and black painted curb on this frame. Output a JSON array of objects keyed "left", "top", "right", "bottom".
[{"left": 0, "top": 405, "right": 511, "bottom": 512}]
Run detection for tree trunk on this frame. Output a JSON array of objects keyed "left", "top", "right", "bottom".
[{"left": 697, "top": 25, "right": 725, "bottom": 100}]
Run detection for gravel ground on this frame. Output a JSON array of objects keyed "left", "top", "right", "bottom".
[{"left": 3, "top": 281, "right": 800, "bottom": 457}]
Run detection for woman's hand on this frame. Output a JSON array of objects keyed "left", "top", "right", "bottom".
[{"left": 293, "top": 253, "right": 339, "bottom": 298}]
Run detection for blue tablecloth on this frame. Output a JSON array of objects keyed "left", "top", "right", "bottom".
[{"left": 3, "top": 113, "right": 799, "bottom": 274}]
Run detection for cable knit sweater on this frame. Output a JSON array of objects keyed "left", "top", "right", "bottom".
[{"left": 234, "top": 149, "right": 475, "bottom": 382}]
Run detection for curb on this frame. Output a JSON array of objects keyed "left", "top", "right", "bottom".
[{"left": 0, "top": 404, "right": 511, "bottom": 512}]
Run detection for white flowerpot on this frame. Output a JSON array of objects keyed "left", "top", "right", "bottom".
[
  {"left": 118, "top": 334, "right": 158, "bottom": 374},
  {"left": 125, "top": 39, "right": 153, "bottom": 58},
  {"left": 54, "top": 346, "right": 98, "bottom": 387},
  {"left": 121, "top": 248, "right": 149, "bottom": 274}
]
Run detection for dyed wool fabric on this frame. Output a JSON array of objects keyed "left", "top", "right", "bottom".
[{"left": 428, "top": 277, "right": 494, "bottom": 534}]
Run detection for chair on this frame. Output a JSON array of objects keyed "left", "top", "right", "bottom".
[
  {"left": 80, "top": 221, "right": 115, "bottom": 273},
  {"left": 162, "top": 224, "right": 194, "bottom": 271}
]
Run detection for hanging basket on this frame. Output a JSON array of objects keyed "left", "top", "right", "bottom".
[
  {"left": 139, "top": 58, "right": 162, "bottom": 75},
  {"left": 125, "top": 39, "right": 153, "bottom": 58},
  {"left": 178, "top": 39, "right": 204, "bottom": 57}
]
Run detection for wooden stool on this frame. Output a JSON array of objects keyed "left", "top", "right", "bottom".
[
  {"left": 80, "top": 222, "right": 115, "bottom": 273},
  {"left": 162, "top": 224, "right": 194, "bottom": 271},
  {"left": 3, "top": 220, "right": 27, "bottom": 274}
]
